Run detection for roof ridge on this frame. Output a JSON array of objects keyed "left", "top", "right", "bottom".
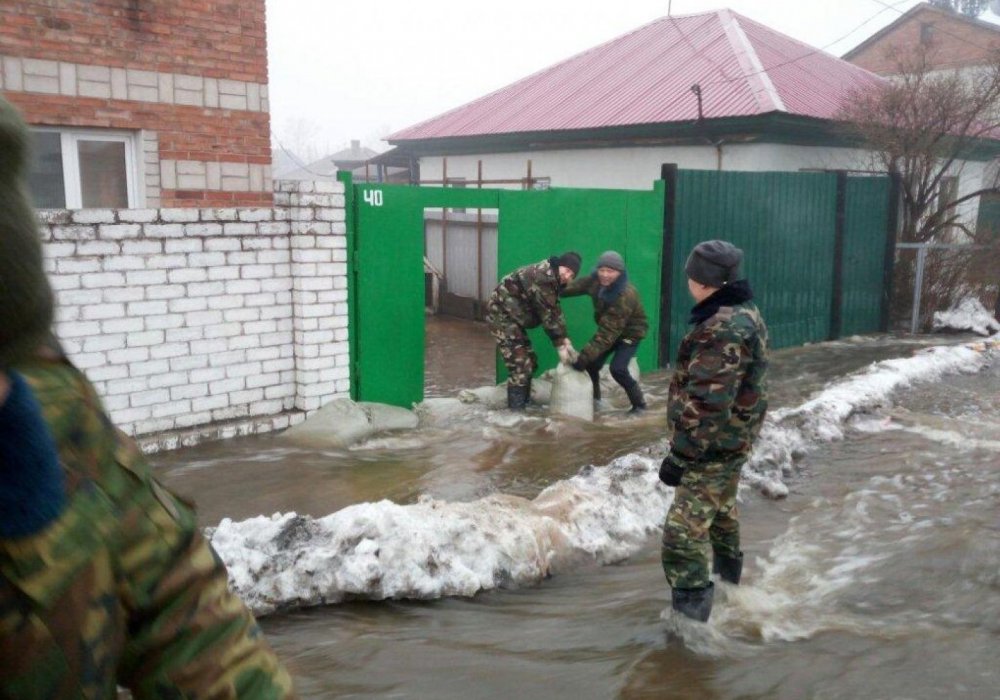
[{"left": 717, "top": 8, "right": 786, "bottom": 113}]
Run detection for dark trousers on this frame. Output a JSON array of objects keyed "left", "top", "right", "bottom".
[{"left": 585, "top": 339, "right": 639, "bottom": 394}]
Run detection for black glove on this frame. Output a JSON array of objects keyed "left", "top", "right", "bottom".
[
  {"left": 659, "top": 455, "right": 686, "bottom": 486},
  {"left": 571, "top": 357, "right": 587, "bottom": 372}
]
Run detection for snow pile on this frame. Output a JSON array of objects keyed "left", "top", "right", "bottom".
[
  {"left": 211, "top": 454, "right": 670, "bottom": 615},
  {"left": 742, "top": 337, "right": 999, "bottom": 497},
  {"left": 932, "top": 297, "right": 1000, "bottom": 336},
  {"left": 211, "top": 338, "right": 998, "bottom": 613}
]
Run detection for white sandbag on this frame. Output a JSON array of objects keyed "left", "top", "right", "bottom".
[
  {"left": 282, "top": 398, "right": 374, "bottom": 448},
  {"left": 548, "top": 364, "right": 594, "bottom": 421},
  {"left": 414, "top": 397, "right": 467, "bottom": 424},
  {"left": 458, "top": 383, "right": 508, "bottom": 407},
  {"left": 282, "top": 399, "right": 419, "bottom": 449},
  {"left": 360, "top": 402, "right": 419, "bottom": 432},
  {"left": 530, "top": 377, "right": 552, "bottom": 405}
]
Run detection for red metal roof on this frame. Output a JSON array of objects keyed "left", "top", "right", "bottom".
[{"left": 390, "top": 9, "right": 885, "bottom": 142}]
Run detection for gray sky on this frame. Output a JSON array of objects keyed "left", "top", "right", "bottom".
[{"left": 264, "top": 0, "right": 997, "bottom": 157}]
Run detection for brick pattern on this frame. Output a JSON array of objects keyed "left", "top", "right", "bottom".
[
  {"left": 0, "top": 2, "right": 267, "bottom": 83},
  {"left": 0, "top": 56, "right": 268, "bottom": 112},
  {"left": 36, "top": 180, "right": 349, "bottom": 452},
  {"left": 1, "top": 1, "right": 271, "bottom": 208},
  {"left": 848, "top": 7, "right": 1000, "bottom": 75}
]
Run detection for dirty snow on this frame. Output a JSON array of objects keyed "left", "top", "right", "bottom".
[
  {"left": 932, "top": 297, "right": 1000, "bottom": 336},
  {"left": 211, "top": 337, "right": 998, "bottom": 614}
]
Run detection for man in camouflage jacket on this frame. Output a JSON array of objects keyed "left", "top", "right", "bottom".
[
  {"left": 563, "top": 251, "right": 648, "bottom": 412},
  {"left": 486, "top": 252, "right": 581, "bottom": 410},
  {"left": 0, "top": 97, "right": 295, "bottom": 698},
  {"left": 658, "top": 240, "right": 768, "bottom": 622}
]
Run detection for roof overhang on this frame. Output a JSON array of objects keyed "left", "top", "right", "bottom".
[
  {"left": 389, "top": 112, "right": 1000, "bottom": 162},
  {"left": 389, "top": 113, "right": 862, "bottom": 156}
]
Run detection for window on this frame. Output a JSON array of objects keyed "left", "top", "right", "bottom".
[
  {"left": 27, "top": 128, "right": 141, "bottom": 209},
  {"left": 920, "top": 22, "right": 935, "bottom": 46}
]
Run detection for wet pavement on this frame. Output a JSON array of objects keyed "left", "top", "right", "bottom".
[{"left": 150, "top": 333, "right": 1000, "bottom": 699}]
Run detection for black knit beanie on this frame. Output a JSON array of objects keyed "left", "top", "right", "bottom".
[
  {"left": 685, "top": 240, "right": 743, "bottom": 288},
  {"left": 0, "top": 97, "right": 54, "bottom": 367},
  {"left": 555, "top": 251, "right": 582, "bottom": 276}
]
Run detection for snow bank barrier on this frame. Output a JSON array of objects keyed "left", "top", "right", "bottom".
[
  {"left": 212, "top": 336, "right": 999, "bottom": 613},
  {"left": 932, "top": 297, "right": 1000, "bottom": 337}
]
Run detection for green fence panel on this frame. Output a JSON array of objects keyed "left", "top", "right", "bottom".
[
  {"left": 841, "top": 176, "right": 890, "bottom": 336},
  {"left": 351, "top": 183, "right": 500, "bottom": 406},
  {"left": 669, "top": 171, "right": 838, "bottom": 359},
  {"left": 496, "top": 184, "right": 665, "bottom": 379}
]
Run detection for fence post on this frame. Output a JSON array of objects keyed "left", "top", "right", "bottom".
[
  {"left": 911, "top": 244, "right": 928, "bottom": 334},
  {"left": 659, "top": 163, "right": 678, "bottom": 367},
  {"left": 830, "top": 171, "right": 847, "bottom": 340},
  {"left": 881, "top": 171, "right": 902, "bottom": 332}
]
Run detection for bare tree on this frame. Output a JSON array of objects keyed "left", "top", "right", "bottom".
[{"left": 840, "top": 44, "right": 1000, "bottom": 243}]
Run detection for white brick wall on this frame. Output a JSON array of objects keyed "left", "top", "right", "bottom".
[{"left": 36, "top": 180, "right": 349, "bottom": 451}]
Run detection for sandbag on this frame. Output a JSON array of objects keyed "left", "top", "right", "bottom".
[
  {"left": 548, "top": 364, "right": 594, "bottom": 421},
  {"left": 282, "top": 399, "right": 418, "bottom": 449},
  {"left": 458, "top": 384, "right": 507, "bottom": 408},
  {"left": 361, "top": 402, "right": 419, "bottom": 432}
]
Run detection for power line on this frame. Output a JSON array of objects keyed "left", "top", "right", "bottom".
[{"left": 696, "top": 0, "right": 913, "bottom": 89}]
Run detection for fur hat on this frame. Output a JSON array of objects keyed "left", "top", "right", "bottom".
[
  {"left": 684, "top": 240, "right": 743, "bottom": 288},
  {"left": 595, "top": 250, "right": 625, "bottom": 272},
  {"left": 0, "top": 97, "right": 54, "bottom": 367}
]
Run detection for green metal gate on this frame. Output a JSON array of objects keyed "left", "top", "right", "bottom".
[
  {"left": 344, "top": 168, "right": 895, "bottom": 407},
  {"left": 661, "top": 169, "right": 894, "bottom": 362}
]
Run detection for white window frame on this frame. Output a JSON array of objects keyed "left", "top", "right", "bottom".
[{"left": 31, "top": 127, "right": 143, "bottom": 209}]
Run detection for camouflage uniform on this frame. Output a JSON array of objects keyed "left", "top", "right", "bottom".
[
  {"left": 486, "top": 258, "right": 569, "bottom": 387},
  {"left": 0, "top": 96, "right": 294, "bottom": 698},
  {"left": 0, "top": 356, "right": 297, "bottom": 698},
  {"left": 561, "top": 272, "right": 647, "bottom": 368},
  {"left": 661, "top": 285, "right": 768, "bottom": 590}
]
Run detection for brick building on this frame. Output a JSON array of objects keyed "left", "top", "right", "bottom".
[
  {"left": 843, "top": 2, "right": 1000, "bottom": 75},
  {"left": 0, "top": 1, "right": 272, "bottom": 209}
]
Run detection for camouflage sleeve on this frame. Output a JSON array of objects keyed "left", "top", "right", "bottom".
[
  {"left": 669, "top": 326, "right": 748, "bottom": 465},
  {"left": 115, "top": 442, "right": 297, "bottom": 699},
  {"left": 531, "top": 280, "right": 568, "bottom": 345},
  {"left": 578, "top": 299, "right": 631, "bottom": 366},
  {"left": 560, "top": 275, "right": 591, "bottom": 298}
]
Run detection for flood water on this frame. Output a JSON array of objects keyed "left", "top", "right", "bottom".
[{"left": 151, "top": 334, "right": 1000, "bottom": 699}]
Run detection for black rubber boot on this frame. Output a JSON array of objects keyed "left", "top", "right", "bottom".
[
  {"left": 671, "top": 582, "right": 714, "bottom": 622},
  {"left": 713, "top": 551, "right": 743, "bottom": 585},
  {"left": 624, "top": 383, "right": 646, "bottom": 413},
  {"left": 507, "top": 384, "right": 529, "bottom": 411}
]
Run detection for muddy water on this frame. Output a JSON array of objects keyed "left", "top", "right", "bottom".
[{"left": 151, "top": 335, "right": 1000, "bottom": 699}]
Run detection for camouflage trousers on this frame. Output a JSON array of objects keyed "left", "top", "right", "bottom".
[
  {"left": 486, "top": 307, "right": 536, "bottom": 388},
  {"left": 661, "top": 458, "right": 743, "bottom": 590},
  {"left": 0, "top": 360, "right": 296, "bottom": 699}
]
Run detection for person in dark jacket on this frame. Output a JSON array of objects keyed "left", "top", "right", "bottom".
[
  {"left": 562, "top": 250, "right": 649, "bottom": 413},
  {"left": 658, "top": 240, "right": 769, "bottom": 623},
  {"left": 486, "top": 253, "right": 581, "bottom": 410}
]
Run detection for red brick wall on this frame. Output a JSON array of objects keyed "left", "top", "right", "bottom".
[
  {"left": 848, "top": 7, "right": 1000, "bottom": 75},
  {"left": 1, "top": 1, "right": 271, "bottom": 207},
  {"left": 0, "top": 1, "right": 267, "bottom": 82}
]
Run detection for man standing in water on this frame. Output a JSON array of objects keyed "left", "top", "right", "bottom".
[
  {"left": 562, "top": 250, "right": 648, "bottom": 413},
  {"left": 0, "top": 97, "right": 295, "bottom": 697},
  {"left": 486, "top": 252, "right": 581, "bottom": 410},
  {"left": 659, "top": 240, "right": 769, "bottom": 622}
]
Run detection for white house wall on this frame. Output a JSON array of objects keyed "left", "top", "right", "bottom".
[{"left": 418, "top": 142, "right": 985, "bottom": 229}]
